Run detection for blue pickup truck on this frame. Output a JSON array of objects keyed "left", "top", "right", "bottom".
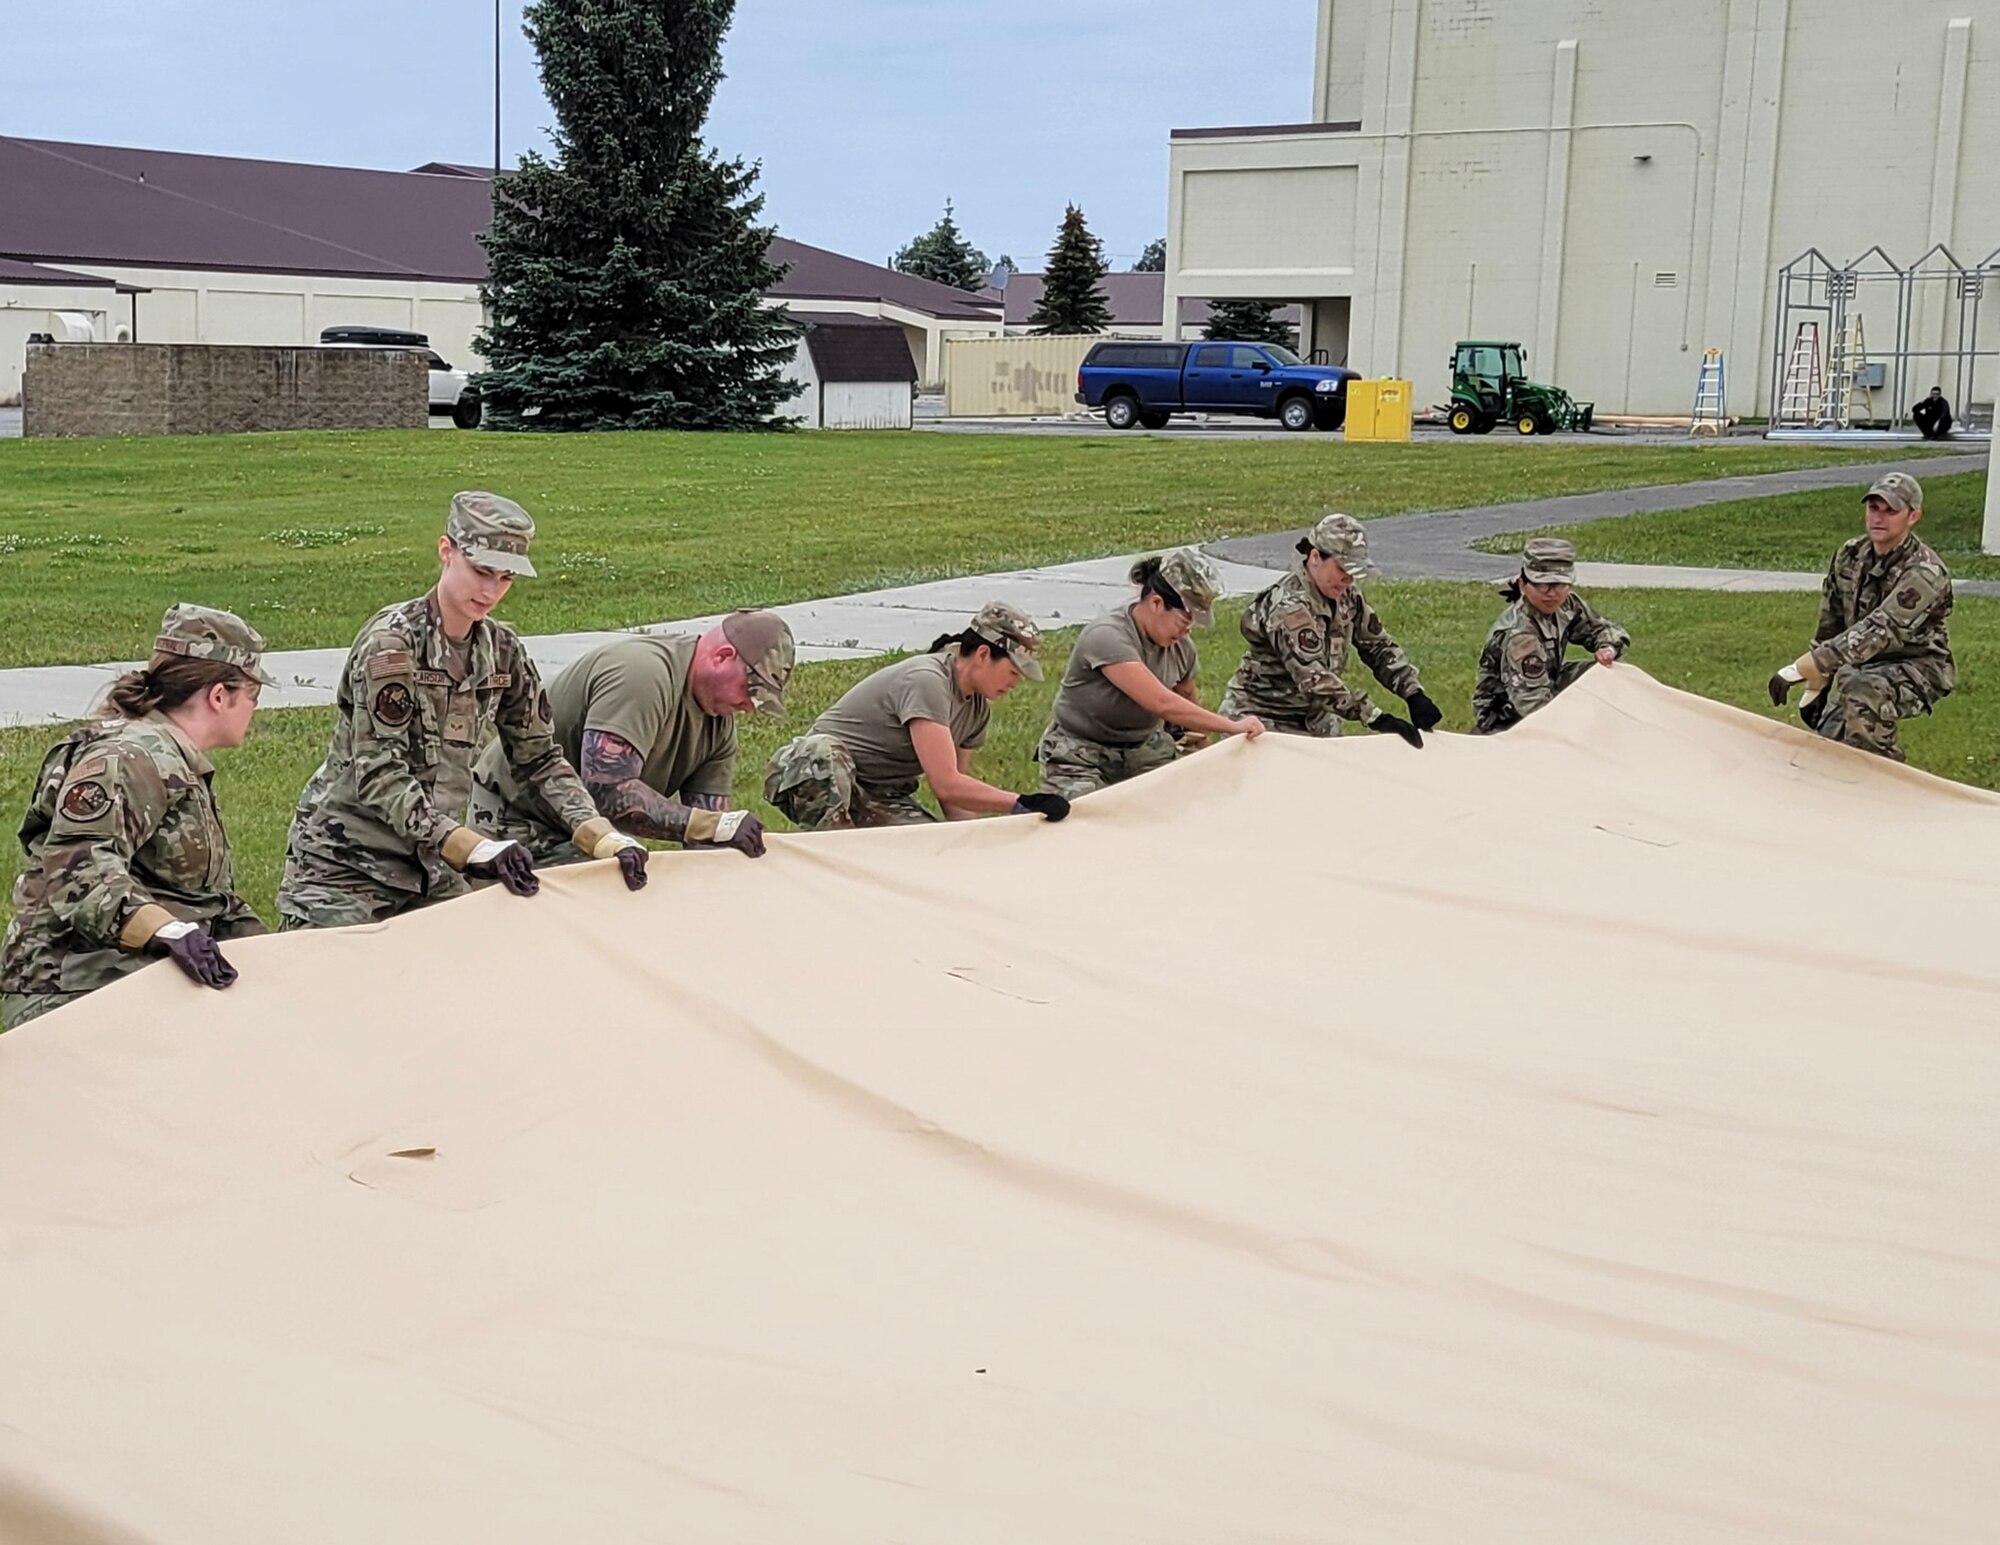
[{"left": 1076, "top": 340, "right": 1357, "bottom": 431}]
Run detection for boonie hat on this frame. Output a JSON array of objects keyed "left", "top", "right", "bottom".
[
  {"left": 447, "top": 491, "right": 538, "bottom": 577},
  {"left": 1521, "top": 537, "right": 1578, "bottom": 585},
  {"left": 152, "top": 602, "right": 278, "bottom": 686},
  {"left": 1150, "top": 547, "right": 1223, "bottom": 627},
  {"left": 1303, "top": 512, "right": 1376, "bottom": 579},
  {"left": 1865, "top": 472, "right": 1922, "bottom": 512},
  {"left": 719, "top": 610, "right": 796, "bottom": 717},
  {"left": 968, "top": 601, "right": 1044, "bottom": 680}
]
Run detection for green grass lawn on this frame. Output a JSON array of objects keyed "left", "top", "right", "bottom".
[
  {"left": 1474, "top": 470, "right": 1999, "bottom": 578},
  {"left": 0, "top": 428, "right": 1914, "bottom": 668},
  {"left": 5, "top": 580, "right": 1994, "bottom": 932}
]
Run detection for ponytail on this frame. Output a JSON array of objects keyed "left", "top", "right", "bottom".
[
  {"left": 1128, "top": 555, "right": 1185, "bottom": 612},
  {"left": 928, "top": 629, "right": 991, "bottom": 657},
  {"left": 100, "top": 657, "right": 251, "bottom": 720}
]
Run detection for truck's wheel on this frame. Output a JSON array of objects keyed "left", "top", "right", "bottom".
[
  {"left": 1448, "top": 404, "right": 1476, "bottom": 435},
  {"left": 1138, "top": 409, "right": 1172, "bottom": 430},
  {"left": 1104, "top": 394, "right": 1140, "bottom": 430},
  {"left": 452, "top": 395, "right": 483, "bottom": 429},
  {"left": 1279, "top": 395, "right": 1316, "bottom": 432}
]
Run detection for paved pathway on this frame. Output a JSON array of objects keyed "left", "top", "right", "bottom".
[
  {"left": 0, "top": 453, "right": 1989, "bottom": 725},
  {"left": 1210, "top": 453, "right": 1994, "bottom": 591}
]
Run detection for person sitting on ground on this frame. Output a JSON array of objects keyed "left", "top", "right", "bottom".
[
  {"left": 276, "top": 492, "right": 648, "bottom": 929},
  {"left": 764, "top": 601, "right": 1069, "bottom": 830},
  {"left": 472, "top": 611, "right": 794, "bottom": 864},
  {"left": 1768, "top": 472, "right": 1953, "bottom": 763},
  {"left": 1, "top": 605, "right": 274, "bottom": 1030},
  {"left": 1911, "top": 386, "right": 1953, "bottom": 441},
  {"left": 1219, "top": 513, "right": 1439, "bottom": 747},
  {"left": 1472, "top": 538, "right": 1629, "bottom": 734},
  {"left": 1036, "top": 549, "right": 1264, "bottom": 799}
]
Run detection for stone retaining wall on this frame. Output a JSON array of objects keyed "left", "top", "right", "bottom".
[{"left": 22, "top": 343, "right": 427, "bottom": 437}]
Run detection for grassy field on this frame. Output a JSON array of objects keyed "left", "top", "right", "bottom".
[
  {"left": 0, "top": 428, "right": 1914, "bottom": 668},
  {"left": 1475, "top": 470, "right": 1999, "bottom": 578},
  {"left": 5, "top": 580, "right": 1994, "bottom": 931}
]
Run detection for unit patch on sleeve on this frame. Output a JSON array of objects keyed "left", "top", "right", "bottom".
[
  {"left": 373, "top": 681, "right": 417, "bottom": 728},
  {"left": 60, "top": 780, "right": 113, "bottom": 822}
]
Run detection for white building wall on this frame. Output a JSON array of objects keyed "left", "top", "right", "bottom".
[
  {"left": 53, "top": 265, "right": 488, "bottom": 371},
  {"left": 0, "top": 283, "right": 122, "bottom": 401},
  {"left": 823, "top": 382, "right": 912, "bottom": 430},
  {"left": 1169, "top": 0, "right": 2000, "bottom": 415}
]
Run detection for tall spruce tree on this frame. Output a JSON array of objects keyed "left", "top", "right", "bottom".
[
  {"left": 1132, "top": 237, "right": 1167, "bottom": 273},
  {"left": 1203, "top": 299, "right": 1298, "bottom": 352},
  {"left": 1028, "top": 205, "right": 1112, "bottom": 335},
  {"left": 892, "top": 201, "right": 989, "bottom": 291},
  {"left": 475, "top": 0, "right": 797, "bottom": 431}
]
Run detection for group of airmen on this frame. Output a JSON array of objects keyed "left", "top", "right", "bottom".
[{"left": 0, "top": 470, "right": 1954, "bottom": 1029}]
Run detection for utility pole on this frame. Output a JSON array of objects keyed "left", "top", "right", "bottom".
[{"left": 493, "top": 0, "right": 503, "bottom": 182}]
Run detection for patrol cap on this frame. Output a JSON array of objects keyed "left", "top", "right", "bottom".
[
  {"left": 1865, "top": 472, "right": 1922, "bottom": 512},
  {"left": 1520, "top": 536, "right": 1578, "bottom": 585},
  {"left": 1144, "top": 547, "right": 1223, "bottom": 627},
  {"left": 968, "top": 600, "right": 1044, "bottom": 680},
  {"left": 719, "top": 610, "right": 795, "bottom": 717},
  {"left": 446, "top": 491, "right": 538, "bottom": 577},
  {"left": 1301, "top": 512, "right": 1376, "bottom": 579},
  {"left": 151, "top": 602, "right": 278, "bottom": 686}
]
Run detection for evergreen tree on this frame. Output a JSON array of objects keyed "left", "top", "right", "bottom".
[
  {"left": 1203, "top": 299, "right": 1298, "bottom": 352},
  {"left": 892, "top": 202, "right": 989, "bottom": 291},
  {"left": 475, "top": 0, "right": 797, "bottom": 431},
  {"left": 1028, "top": 205, "right": 1112, "bottom": 335},
  {"left": 1132, "top": 237, "right": 1167, "bottom": 272}
]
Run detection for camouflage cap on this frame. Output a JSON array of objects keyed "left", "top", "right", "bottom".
[
  {"left": 968, "top": 600, "right": 1044, "bottom": 680},
  {"left": 1305, "top": 512, "right": 1376, "bottom": 579},
  {"left": 1865, "top": 472, "right": 1923, "bottom": 512},
  {"left": 1520, "top": 536, "right": 1578, "bottom": 585},
  {"left": 1153, "top": 546, "right": 1223, "bottom": 627},
  {"left": 151, "top": 602, "right": 278, "bottom": 686},
  {"left": 719, "top": 610, "right": 796, "bottom": 717},
  {"left": 446, "top": 491, "right": 538, "bottom": 577}
]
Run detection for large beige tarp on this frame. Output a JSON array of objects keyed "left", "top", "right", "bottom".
[{"left": 0, "top": 669, "right": 1994, "bottom": 1543}]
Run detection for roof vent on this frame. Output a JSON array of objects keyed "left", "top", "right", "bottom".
[{"left": 1654, "top": 271, "right": 1679, "bottom": 288}]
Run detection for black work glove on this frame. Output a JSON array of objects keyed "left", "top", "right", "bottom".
[
  {"left": 469, "top": 840, "right": 540, "bottom": 898},
  {"left": 1404, "top": 690, "right": 1444, "bottom": 732},
  {"left": 1767, "top": 671, "right": 1800, "bottom": 707},
  {"left": 1369, "top": 713, "right": 1425, "bottom": 749},
  {"left": 722, "top": 811, "right": 767, "bottom": 858},
  {"left": 156, "top": 924, "right": 238, "bottom": 990},
  {"left": 1012, "top": 792, "right": 1071, "bottom": 822},
  {"left": 615, "top": 845, "right": 649, "bottom": 890},
  {"left": 1799, "top": 691, "right": 1829, "bottom": 731}
]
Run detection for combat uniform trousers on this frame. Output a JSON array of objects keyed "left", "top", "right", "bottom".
[
  {"left": 1814, "top": 661, "right": 1946, "bottom": 763},
  {"left": 1035, "top": 725, "right": 1178, "bottom": 799},
  {"left": 763, "top": 733, "right": 936, "bottom": 831}
]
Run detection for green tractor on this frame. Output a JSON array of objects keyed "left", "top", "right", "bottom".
[{"left": 1445, "top": 341, "right": 1594, "bottom": 435}]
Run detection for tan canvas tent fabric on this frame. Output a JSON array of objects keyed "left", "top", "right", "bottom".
[{"left": 0, "top": 669, "right": 1994, "bottom": 1543}]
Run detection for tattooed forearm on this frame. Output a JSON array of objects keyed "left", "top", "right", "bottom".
[{"left": 579, "top": 730, "right": 692, "bottom": 843}]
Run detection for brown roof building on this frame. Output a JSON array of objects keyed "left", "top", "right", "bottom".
[{"left": 0, "top": 136, "right": 1001, "bottom": 399}]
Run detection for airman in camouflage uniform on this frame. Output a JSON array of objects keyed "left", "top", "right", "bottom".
[
  {"left": 1219, "top": 513, "right": 1438, "bottom": 746},
  {"left": 1036, "top": 547, "right": 1263, "bottom": 798},
  {"left": 764, "top": 601, "right": 1070, "bottom": 829},
  {"left": 1768, "top": 472, "right": 1954, "bottom": 761},
  {"left": 1473, "top": 538, "right": 1630, "bottom": 733},
  {"left": 2, "top": 605, "right": 274, "bottom": 1030},
  {"left": 277, "top": 493, "right": 633, "bottom": 929}
]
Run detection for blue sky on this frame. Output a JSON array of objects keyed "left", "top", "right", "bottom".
[{"left": 2, "top": 1, "right": 1316, "bottom": 271}]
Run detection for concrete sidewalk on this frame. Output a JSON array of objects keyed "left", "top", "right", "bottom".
[
  {"left": 0, "top": 552, "right": 1288, "bottom": 726},
  {"left": 1, "top": 451, "right": 1989, "bottom": 725}
]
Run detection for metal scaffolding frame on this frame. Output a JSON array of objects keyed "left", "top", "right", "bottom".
[{"left": 1770, "top": 245, "right": 2000, "bottom": 432}]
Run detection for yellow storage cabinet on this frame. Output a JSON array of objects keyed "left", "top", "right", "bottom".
[{"left": 1344, "top": 379, "right": 1414, "bottom": 443}]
